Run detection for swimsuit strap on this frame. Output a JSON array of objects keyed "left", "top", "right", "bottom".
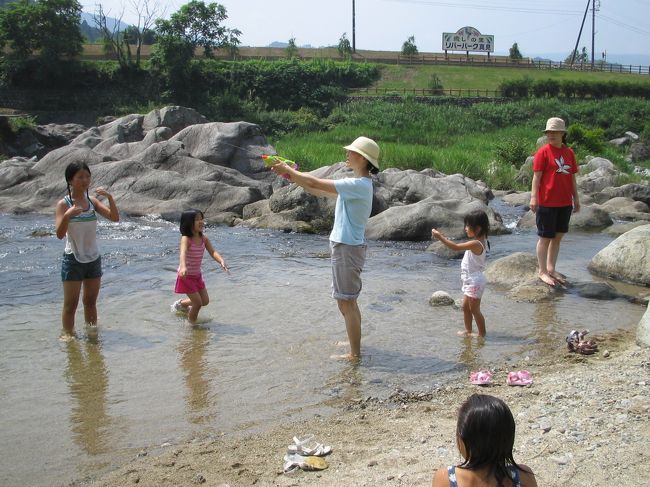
[
  {"left": 509, "top": 465, "right": 521, "bottom": 487},
  {"left": 447, "top": 466, "right": 458, "bottom": 487}
]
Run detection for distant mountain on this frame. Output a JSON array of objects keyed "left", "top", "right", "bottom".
[
  {"left": 268, "top": 41, "right": 313, "bottom": 48},
  {"left": 80, "top": 11, "right": 130, "bottom": 33}
]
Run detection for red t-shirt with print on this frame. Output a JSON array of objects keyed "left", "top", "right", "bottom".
[{"left": 532, "top": 144, "right": 578, "bottom": 207}]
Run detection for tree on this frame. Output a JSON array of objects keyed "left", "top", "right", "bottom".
[
  {"left": 94, "top": 0, "right": 161, "bottom": 69},
  {"left": 337, "top": 32, "right": 352, "bottom": 59},
  {"left": 0, "top": 0, "right": 83, "bottom": 64},
  {"left": 509, "top": 42, "right": 523, "bottom": 61},
  {"left": 401, "top": 35, "right": 418, "bottom": 56},
  {"left": 154, "top": 1, "right": 241, "bottom": 59},
  {"left": 565, "top": 46, "right": 589, "bottom": 65},
  {"left": 151, "top": 1, "right": 240, "bottom": 97},
  {"left": 286, "top": 37, "right": 298, "bottom": 59}
]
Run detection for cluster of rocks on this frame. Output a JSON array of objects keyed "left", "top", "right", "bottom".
[{"left": 0, "top": 106, "right": 507, "bottom": 240}]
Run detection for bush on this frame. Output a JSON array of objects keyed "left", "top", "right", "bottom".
[
  {"left": 567, "top": 123, "right": 606, "bottom": 153},
  {"left": 8, "top": 115, "right": 36, "bottom": 132},
  {"left": 494, "top": 136, "right": 532, "bottom": 168}
]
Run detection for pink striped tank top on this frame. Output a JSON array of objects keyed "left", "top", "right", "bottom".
[{"left": 182, "top": 237, "right": 205, "bottom": 276}]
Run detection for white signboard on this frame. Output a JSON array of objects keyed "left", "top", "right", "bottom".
[{"left": 442, "top": 26, "right": 494, "bottom": 53}]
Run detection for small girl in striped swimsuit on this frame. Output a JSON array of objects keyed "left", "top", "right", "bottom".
[{"left": 171, "top": 209, "right": 228, "bottom": 324}]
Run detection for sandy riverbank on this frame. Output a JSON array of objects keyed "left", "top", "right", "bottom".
[{"left": 84, "top": 330, "right": 649, "bottom": 487}]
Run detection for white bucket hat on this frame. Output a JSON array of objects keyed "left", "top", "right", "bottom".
[
  {"left": 544, "top": 117, "right": 566, "bottom": 132},
  {"left": 343, "top": 136, "right": 380, "bottom": 169}
]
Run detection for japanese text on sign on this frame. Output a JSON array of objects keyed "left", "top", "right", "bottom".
[{"left": 442, "top": 26, "right": 494, "bottom": 53}]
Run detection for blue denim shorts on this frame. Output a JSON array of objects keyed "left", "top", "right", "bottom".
[{"left": 61, "top": 253, "right": 103, "bottom": 281}]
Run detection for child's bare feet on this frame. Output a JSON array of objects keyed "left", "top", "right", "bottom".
[
  {"left": 457, "top": 330, "right": 477, "bottom": 337},
  {"left": 59, "top": 333, "right": 76, "bottom": 342},
  {"left": 538, "top": 272, "right": 556, "bottom": 286},
  {"left": 330, "top": 353, "right": 360, "bottom": 363},
  {"left": 549, "top": 271, "right": 566, "bottom": 284}
]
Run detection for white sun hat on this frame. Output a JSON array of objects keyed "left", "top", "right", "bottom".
[
  {"left": 343, "top": 136, "right": 380, "bottom": 169},
  {"left": 544, "top": 117, "right": 567, "bottom": 132}
]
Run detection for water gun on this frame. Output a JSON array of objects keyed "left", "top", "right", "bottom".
[{"left": 261, "top": 155, "right": 299, "bottom": 180}]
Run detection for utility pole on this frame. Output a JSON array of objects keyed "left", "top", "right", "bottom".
[
  {"left": 352, "top": 0, "right": 356, "bottom": 53},
  {"left": 591, "top": 0, "right": 595, "bottom": 67},
  {"left": 571, "top": 0, "right": 591, "bottom": 66}
]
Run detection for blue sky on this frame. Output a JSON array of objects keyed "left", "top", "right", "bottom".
[{"left": 80, "top": 0, "right": 650, "bottom": 64}]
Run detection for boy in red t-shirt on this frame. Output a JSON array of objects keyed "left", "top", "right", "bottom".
[{"left": 529, "top": 117, "right": 580, "bottom": 287}]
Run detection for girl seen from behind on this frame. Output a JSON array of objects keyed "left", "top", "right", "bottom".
[
  {"left": 171, "top": 209, "right": 228, "bottom": 324},
  {"left": 55, "top": 162, "right": 120, "bottom": 341},
  {"left": 432, "top": 394, "right": 538, "bottom": 487},
  {"left": 431, "top": 210, "right": 490, "bottom": 337}
]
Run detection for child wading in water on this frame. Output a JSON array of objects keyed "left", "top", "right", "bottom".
[
  {"left": 432, "top": 393, "right": 538, "bottom": 487},
  {"left": 55, "top": 162, "right": 120, "bottom": 341},
  {"left": 431, "top": 210, "right": 490, "bottom": 337},
  {"left": 171, "top": 209, "right": 228, "bottom": 324}
]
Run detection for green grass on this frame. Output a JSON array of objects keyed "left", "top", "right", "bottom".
[
  {"left": 364, "top": 65, "right": 650, "bottom": 93},
  {"left": 270, "top": 97, "right": 650, "bottom": 190}
]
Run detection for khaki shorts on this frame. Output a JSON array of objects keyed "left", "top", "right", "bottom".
[{"left": 330, "top": 241, "right": 367, "bottom": 301}]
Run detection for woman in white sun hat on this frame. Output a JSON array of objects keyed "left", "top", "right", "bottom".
[
  {"left": 271, "top": 136, "right": 380, "bottom": 360},
  {"left": 529, "top": 117, "right": 580, "bottom": 287}
]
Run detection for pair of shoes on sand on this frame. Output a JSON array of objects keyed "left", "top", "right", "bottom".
[
  {"left": 469, "top": 370, "right": 533, "bottom": 386},
  {"left": 283, "top": 435, "right": 332, "bottom": 473},
  {"left": 566, "top": 329, "right": 599, "bottom": 355}
]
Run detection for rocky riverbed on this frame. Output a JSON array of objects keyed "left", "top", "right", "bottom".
[{"left": 83, "top": 330, "right": 649, "bottom": 487}]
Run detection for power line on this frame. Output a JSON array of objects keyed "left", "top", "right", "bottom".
[{"left": 597, "top": 13, "right": 650, "bottom": 37}]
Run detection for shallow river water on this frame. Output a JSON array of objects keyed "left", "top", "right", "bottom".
[{"left": 0, "top": 208, "right": 645, "bottom": 486}]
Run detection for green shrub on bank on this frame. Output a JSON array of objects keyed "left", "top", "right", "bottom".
[
  {"left": 271, "top": 98, "right": 650, "bottom": 190},
  {"left": 8, "top": 115, "right": 36, "bottom": 132},
  {"left": 499, "top": 77, "right": 650, "bottom": 99}
]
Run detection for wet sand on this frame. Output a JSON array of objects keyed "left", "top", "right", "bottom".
[{"left": 84, "top": 329, "right": 650, "bottom": 487}]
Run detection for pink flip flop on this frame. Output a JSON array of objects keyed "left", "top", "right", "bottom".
[
  {"left": 469, "top": 370, "right": 492, "bottom": 385},
  {"left": 507, "top": 370, "right": 533, "bottom": 386}
]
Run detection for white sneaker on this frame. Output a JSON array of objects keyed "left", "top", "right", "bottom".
[{"left": 171, "top": 299, "right": 187, "bottom": 313}]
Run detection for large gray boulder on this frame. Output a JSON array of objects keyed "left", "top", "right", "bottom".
[
  {"left": 0, "top": 157, "right": 40, "bottom": 191},
  {"left": 629, "top": 142, "right": 650, "bottom": 163},
  {"left": 598, "top": 197, "right": 650, "bottom": 221},
  {"left": 142, "top": 106, "right": 207, "bottom": 135},
  {"left": 588, "top": 225, "right": 650, "bottom": 286},
  {"left": 576, "top": 166, "right": 620, "bottom": 194},
  {"left": 171, "top": 122, "right": 274, "bottom": 179},
  {"left": 0, "top": 108, "right": 277, "bottom": 219},
  {"left": 365, "top": 196, "right": 506, "bottom": 241},
  {"left": 484, "top": 252, "right": 555, "bottom": 302},
  {"left": 591, "top": 182, "right": 650, "bottom": 206}
]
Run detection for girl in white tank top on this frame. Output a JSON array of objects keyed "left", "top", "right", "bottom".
[
  {"left": 55, "top": 162, "right": 119, "bottom": 340},
  {"left": 431, "top": 210, "right": 490, "bottom": 337}
]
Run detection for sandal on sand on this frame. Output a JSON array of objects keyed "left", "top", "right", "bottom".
[
  {"left": 507, "top": 370, "right": 533, "bottom": 386},
  {"left": 287, "top": 435, "right": 332, "bottom": 457},
  {"left": 283, "top": 453, "right": 328, "bottom": 473},
  {"left": 566, "top": 329, "right": 599, "bottom": 355},
  {"left": 469, "top": 370, "right": 492, "bottom": 385}
]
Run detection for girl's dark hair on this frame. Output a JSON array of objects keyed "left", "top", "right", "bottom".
[
  {"left": 367, "top": 161, "right": 379, "bottom": 175},
  {"left": 179, "top": 209, "right": 204, "bottom": 238},
  {"left": 464, "top": 210, "right": 490, "bottom": 239},
  {"left": 64, "top": 162, "right": 91, "bottom": 201},
  {"left": 456, "top": 394, "right": 519, "bottom": 486}
]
